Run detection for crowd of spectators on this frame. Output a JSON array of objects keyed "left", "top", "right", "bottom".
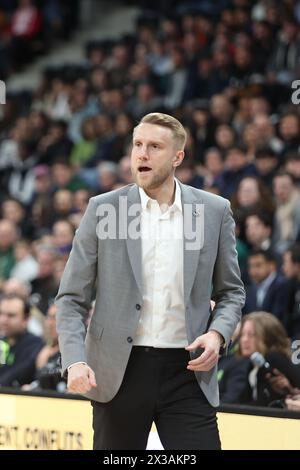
[
  {"left": 0, "top": 0, "right": 79, "bottom": 78},
  {"left": 0, "top": 0, "right": 300, "bottom": 411}
]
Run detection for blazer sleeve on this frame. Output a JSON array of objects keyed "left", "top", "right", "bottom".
[
  {"left": 209, "top": 200, "right": 246, "bottom": 349},
  {"left": 56, "top": 197, "right": 98, "bottom": 375}
]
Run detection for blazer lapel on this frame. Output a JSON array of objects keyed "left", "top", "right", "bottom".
[
  {"left": 180, "top": 182, "right": 203, "bottom": 305},
  {"left": 126, "top": 184, "right": 143, "bottom": 296}
]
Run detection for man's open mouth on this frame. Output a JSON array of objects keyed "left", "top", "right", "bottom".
[{"left": 138, "top": 166, "right": 152, "bottom": 172}]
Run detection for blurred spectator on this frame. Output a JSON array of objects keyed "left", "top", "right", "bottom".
[
  {"left": 51, "top": 159, "right": 86, "bottom": 192},
  {"left": 30, "top": 246, "right": 57, "bottom": 314},
  {"left": 254, "top": 147, "right": 280, "bottom": 189},
  {"left": 97, "top": 161, "right": 119, "bottom": 194},
  {"left": 215, "top": 146, "right": 257, "bottom": 199},
  {"left": 283, "top": 243, "right": 300, "bottom": 340},
  {"left": 10, "top": 239, "right": 38, "bottom": 282},
  {"left": 23, "top": 303, "right": 66, "bottom": 392},
  {"left": 0, "top": 293, "right": 44, "bottom": 387},
  {"left": 238, "top": 312, "right": 300, "bottom": 406},
  {"left": 2, "top": 277, "right": 44, "bottom": 337},
  {"left": 272, "top": 171, "right": 300, "bottom": 256},
  {"left": 52, "top": 220, "right": 74, "bottom": 255},
  {"left": 0, "top": 219, "right": 17, "bottom": 283},
  {"left": 268, "top": 15, "right": 300, "bottom": 84},
  {"left": 231, "top": 176, "right": 275, "bottom": 235},
  {"left": 52, "top": 189, "right": 73, "bottom": 222},
  {"left": 203, "top": 147, "right": 225, "bottom": 189},
  {"left": 70, "top": 117, "right": 97, "bottom": 168},
  {"left": 245, "top": 211, "right": 273, "bottom": 251},
  {"left": 243, "top": 249, "right": 290, "bottom": 326},
  {"left": 278, "top": 112, "right": 300, "bottom": 159},
  {"left": 38, "top": 120, "right": 73, "bottom": 165},
  {"left": 175, "top": 159, "right": 204, "bottom": 189},
  {"left": 285, "top": 152, "right": 300, "bottom": 187}
]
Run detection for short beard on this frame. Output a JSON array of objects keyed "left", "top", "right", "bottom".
[{"left": 133, "top": 168, "right": 171, "bottom": 190}]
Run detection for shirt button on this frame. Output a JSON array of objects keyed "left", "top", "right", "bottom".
[
  {"left": 135, "top": 304, "right": 141, "bottom": 310},
  {"left": 127, "top": 337, "right": 133, "bottom": 343}
]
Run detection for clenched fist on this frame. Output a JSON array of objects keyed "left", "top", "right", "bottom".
[{"left": 67, "top": 363, "right": 97, "bottom": 394}]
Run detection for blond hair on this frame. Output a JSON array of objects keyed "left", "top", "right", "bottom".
[{"left": 135, "top": 112, "right": 187, "bottom": 150}]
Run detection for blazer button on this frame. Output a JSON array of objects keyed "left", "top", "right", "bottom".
[
  {"left": 135, "top": 304, "right": 141, "bottom": 310},
  {"left": 127, "top": 337, "right": 133, "bottom": 343}
]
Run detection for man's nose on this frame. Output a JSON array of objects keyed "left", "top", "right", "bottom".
[{"left": 138, "top": 146, "right": 149, "bottom": 160}]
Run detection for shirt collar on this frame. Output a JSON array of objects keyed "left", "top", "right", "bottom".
[{"left": 138, "top": 178, "right": 182, "bottom": 213}]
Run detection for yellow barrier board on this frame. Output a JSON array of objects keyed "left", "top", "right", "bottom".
[{"left": 0, "top": 393, "right": 300, "bottom": 450}]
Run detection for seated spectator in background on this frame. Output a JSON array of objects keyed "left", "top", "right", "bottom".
[
  {"left": 68, "top": 188, "right": 90, "bottom": 229},
  {"left": 278, "top": 112, "right": 300, "bottom": 160},
  {"left": 245, "top": 211, "right": 273, "bottom": 252},
  {"left": 96, "top": 161, "right": 119, "bottom": 194},
  {"left": 0, "top": 293, "right": 44, "bottom": 387},
  {"left": 0, "top": 219, "right": 17, "bottom": 285},
  {"left": 29, "top": 165, "right": 52, "bottom": 208},
  {"left": 2, "top": 277, "right": 44, "bottom": 337},
  {"left": 37, "top": 120, "right": 73, "bottom": 165},
  {"left": 231, "top": 176, "right": 275, "bottom": 239},
  {"left": 175, "top": 159, "right": 203, "bottom": 189},
  {"left": 214, "top": 145, "right": 257, "bottom": 200},
  {"left": 272, "top": 171, "right": 300, "bottom": 256},
  {"left": 6, "top": 140, "right": 38, "bottom": 206},
  {"left": 127, "top": 81, "right": 163, "bottom": 121},
  {"left": 10, "top": 239, "right": 38, "bottom": 283},
  {"left": 252, "top": 114, "right": 283, "bottom": 156},
  {"left": 282, "top": 243, "right": 300, "bottom": 340},
  {"left": 202, "top": 147, "right": 224, "bottom": 189},
  {"left": 218, "top": 324, "right": 251, "bottom": 404},
  {"left": 285, "top": 152, "right": 300, "bottom": 187},
  {"left": 243, "top": 250, "right": 290, "bottom": 327},
  {"left": 253, "top": 147, "right": 280, "bottom": 189},
  {"left": 52, "top": 220, "right": 74, "bottom": 255},
  {"left": 23, "top": 303, "right": 66, "bottom": 392},
  {"left": 51, "top": 159, "right": 86, "bottom": 192},
  {"left": 70, "top": 116, "right": 97, "bottom": 169},
  {"left": 268, "top": 15, "right": 300, "bottom": 85},
  {"left": 52, "top": 189, "right": 73, "bottom": 222},
  {"left": 118, "top": 155, "right": 134, "bottom": 186},
  {"left": 214, "top": 124, "right": 237, "bottom": 154},
  {"left": 1, "top": 197, "right": 32, "bottom": 239},
  {"left": 30, "top": 246, "right": 58, "bottom": 315}
]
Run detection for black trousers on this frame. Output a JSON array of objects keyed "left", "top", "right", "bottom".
[{"left": 92, "top": 346, "right": 221, "bottom": 450}]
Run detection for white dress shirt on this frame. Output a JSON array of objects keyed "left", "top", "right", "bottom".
[{"left": 134, "top": 178, "right": 188, "bottom": 348}]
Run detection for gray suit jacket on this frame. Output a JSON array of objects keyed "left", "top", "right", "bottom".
[{"left": 56, "top": 182, "right": 245, "bottom": 407}]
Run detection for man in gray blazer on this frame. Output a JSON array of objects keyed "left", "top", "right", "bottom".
[{"left": 56, "top": 112, "right": 245, "bottom": 450}]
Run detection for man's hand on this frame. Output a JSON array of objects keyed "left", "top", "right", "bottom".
[
  {"left": 266, "top": 369, "right": 299, "bottom": 396},
  {"left": 185, "top": 330, "right": 223, "bottom": 372},
  {"left": 67, "top": 363, "right": 97, "bottom": 394}
]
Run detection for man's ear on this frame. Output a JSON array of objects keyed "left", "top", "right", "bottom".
[{"left": 173, "top": 150, "right": 185, "bottom": 167}]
